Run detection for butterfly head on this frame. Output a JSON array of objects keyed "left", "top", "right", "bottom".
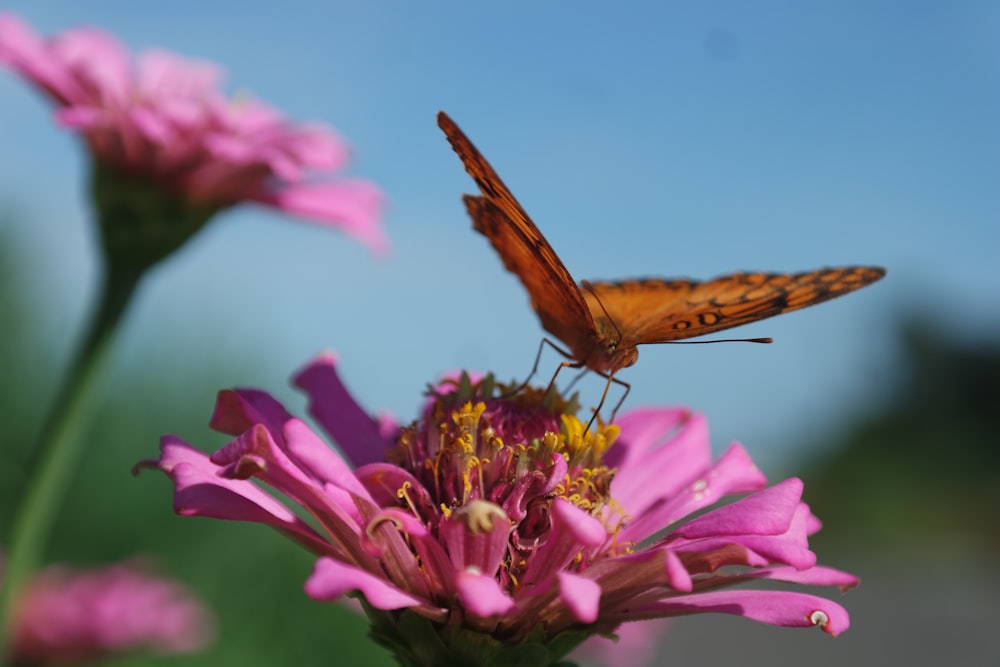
[{"left": 589, "top": 337, "right": 639, "bottom": 375}]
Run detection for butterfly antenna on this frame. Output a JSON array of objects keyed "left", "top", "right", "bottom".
[{"left": 658, "top": 337, "right": 774, "bottom": 345}]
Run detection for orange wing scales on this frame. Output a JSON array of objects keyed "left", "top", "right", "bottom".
[
  {"left": 584, "top": 267, "right": 886, "bottom": 344},
  {"left": 438, "top": 110, "right": 886, "bottom": 376},
  {"left": 438, "top": 113, "right": 598, "bottom": 360}
]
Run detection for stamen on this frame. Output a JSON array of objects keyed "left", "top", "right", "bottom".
[
  {"left": 809, "top": 610, "right": 830, "bottom": 628},
  {"left": 366, "top": 513, "right": 404, "bottom": 539},
  {"left": 456, "top": 500, "right": 509, "bottom": 535},
  {"left": 397, "top": 481, "right": 419, "bottom": 515}
]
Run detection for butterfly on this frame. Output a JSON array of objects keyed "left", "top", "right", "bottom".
[{"left": 437, "top": 111, "right": 885, "bottom": 408}]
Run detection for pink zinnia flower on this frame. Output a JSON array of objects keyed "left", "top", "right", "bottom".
[
  {"left": 7, "top": 557, "right": 214, "bottom": 666},
  {"left": 0, "top": 12, "right": 387, "bottom": 256},
  {"left": 139, "top": 356, "right": 856, "bottom": 666}
]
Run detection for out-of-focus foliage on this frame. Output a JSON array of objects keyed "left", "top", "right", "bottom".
[
  {"left": 802, "top": 318, "right": 1000, "bottom": 551},
  {"left": 0, "top": 216, "right": 393, "bottom": 667}
]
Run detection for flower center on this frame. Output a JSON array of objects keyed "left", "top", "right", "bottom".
[{"left": 389, "top": 374, "right": 620, "bottom": 527}]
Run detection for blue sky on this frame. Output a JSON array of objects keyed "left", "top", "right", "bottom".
[{"left": 1, "top": 2, "right": 998, "bottom": 470}]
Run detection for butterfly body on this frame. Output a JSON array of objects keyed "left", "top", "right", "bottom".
[{"left": 440, "top": 112, "right": 885, "bottom": 381}]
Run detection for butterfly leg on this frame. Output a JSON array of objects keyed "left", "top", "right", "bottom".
[
  {"left": 545, "top": 358, "right": 585, "bottom": 395},
  {"left": 562, "top": 366, "right": 591, "bottom": 393},
  {"left": 584, "top": 373, "right": 631, "bottom": 433},
  {"left": 505, "top": 337, "right": 577, "bottom": 397}
]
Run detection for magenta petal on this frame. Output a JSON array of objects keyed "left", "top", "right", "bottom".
[
  {"left": 520, "top": 499, "right": 607, "bottom": 589},
  {"left": 292, "top": 352, "right": 394, "bottom": 467},
  {"left": 305, "top": 557, "right": 422, "bottom": 610},
  {"left": 664, "top": 549, "right": 692, "bottom": 592},
  {"left": 619, "top": 443, "right": 767, "bottom": 544},
  {"left": 554, "top": 498, "right": 607, "bottom": 547},
  {"left": 454, "top": 569, "right": 515, "bottom": 618},
  {"left": 641, "top": 589, "right": 851, "bottom": 636},
  {"left": 440, "top": 502, "right": 512, "bottom": 577},
  {"left": 747, "top": 565, "right": 860, "bottom": 590},
  {"left": 145, "top": 436, "right": 331, "bottom": 554},
  {"left": 674, "top": 478, "right": 803, "bottom": 539},
  {"left": 608, "top": 409, "right": 708, "bottom": 509},
  {"left": 282, "top": 418, "right": 371, "bottom": 500},
  {"left": 209, "top": 388, "right": 294, "bottom": 438},
  {"left": 557, "top": 572, "right": 601, "bottom": 623}
]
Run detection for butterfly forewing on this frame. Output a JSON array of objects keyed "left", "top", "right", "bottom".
[
  {"left": 583, "top": 266, "right": 887, "bottom": 344},
  {"left": 438, "top": 110, "right": 886, "bottom": 382},
  {"left": 438, "top": 112, "right": 597, "bottom": 358}
]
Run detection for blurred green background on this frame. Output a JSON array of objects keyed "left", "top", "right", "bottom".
[{"left": 2, "top": 2, "right": 999, "bottom": 665}]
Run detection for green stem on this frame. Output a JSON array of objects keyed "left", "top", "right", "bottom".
[{"left": 0, "top": 265, "right": 140, "bottom": 662}]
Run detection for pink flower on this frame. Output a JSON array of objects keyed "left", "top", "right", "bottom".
[
  {"left": 0, "top": 12, "right": 387, "bottom": 256},
  {"left": 7, "top": 557, "right": 214, "bottom": 666},
  {"left": 139, "top": 354, "right": 856, "bottom": 666}
]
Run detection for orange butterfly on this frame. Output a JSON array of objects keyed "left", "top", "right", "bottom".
[{"left": 437, "top": 111, "right": 885, "bottom": 404}]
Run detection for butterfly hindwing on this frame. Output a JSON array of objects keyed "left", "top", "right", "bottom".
[{"left": 583, "top": 266, "right": 887, "bottom": 344}]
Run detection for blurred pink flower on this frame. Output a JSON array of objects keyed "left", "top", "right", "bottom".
[
  {"left": 140, "top": 355, "right": 856, "bottom": 666},
  {"left": 0, "top": 12, "right": 387, "bottom": 256},
  {"left": 7, "top": 558, "right": 214, "bottom": 666}
]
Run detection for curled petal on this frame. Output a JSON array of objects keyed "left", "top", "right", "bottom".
[
  {"left": 137, "top": 436, "right": 330, "bottom": 554},
  {"left": 209, "top": 388, "right": 294, "bottom": 438}
]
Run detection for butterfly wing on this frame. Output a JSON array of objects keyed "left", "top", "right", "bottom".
[
  {"left": 583, "top": 266, "right": 886, "bottom": 344},
  {"left": 438, "top": 112, "right": 598, "bottom": 358}
]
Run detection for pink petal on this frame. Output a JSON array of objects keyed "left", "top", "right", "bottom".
[
  {"left": 208, "top": 388, "right": 295, "bottom": 438},
  {"left": 292, "top": 352, "right": 394, "bottom": 467},
  {"left": 136, "top": 48, "right": 221, "bottom": 99},
  {"left": 575, "top": 619, "right": 664, "bottom": 667},
  {"left": 557, "top": 498, "right": 607, "bottom": 547},
  {"left": 620, "top": 443, "right": 767, "bottom": 544},
  {"left": 454, "top": 569, "right": 515, "bottom": 618},
  {"left": 607, "top": 408, "right": 703, "bottom": 483},
  {"left": 637, "top": 589, "right": 851, "bottom": 636},
  {"left": 0, "top": 13, "right": 86, "bottom": 104},
  {"left": 745, "top": 565, "right": 860, "bottom": 590},
  {"left": 557, "top": 572, "right": 601, "bottom": 623},
  {"left": 305, "top": 557, "right": 422, "bottom": 610},
  {"left": 520, "top": 499, "right": 608, "bottom": 589},
  {"left": 673, "top": 477, "right": 803, "bottom": 539},
  {"left": 439, "top": 502, "right": 512, "bottom": 577},
  {"left": 282, "top": 418, "right": 371, "bottom": 500},
  {"left": 139, "top": 436, "right": 331, "bottom": 554},
  {"left": 252, "top": 180, "right": 389, "bottom": 257}
]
